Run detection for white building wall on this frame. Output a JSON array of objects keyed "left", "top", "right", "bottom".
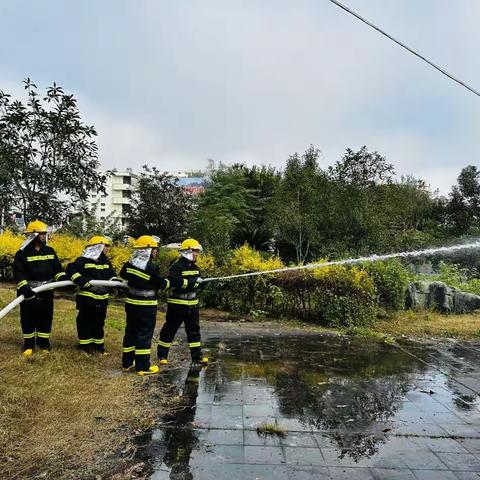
[{"left": 88, "top": 169, "right": 138, "bottom": 229}]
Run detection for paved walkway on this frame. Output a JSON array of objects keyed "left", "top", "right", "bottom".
[{"left": 142, "top": 324, "right": 480, "bottom": 479}]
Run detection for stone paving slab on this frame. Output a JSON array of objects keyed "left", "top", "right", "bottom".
[{"left": 149, "top": 326, "right": 480, "bottom": 478}]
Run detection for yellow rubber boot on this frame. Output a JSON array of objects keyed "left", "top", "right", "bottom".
[
  {"left": 22, "top": 349, "right": 33, "bottom": 358},
  {"left": 159, "top": 359, "right": 169, "bottom": 366},
  {"left": 122, "top": 364, "right": 135, "bottom": 372},
  {"left": 137, "top": 365, "right": 159, "bottom": 376}
]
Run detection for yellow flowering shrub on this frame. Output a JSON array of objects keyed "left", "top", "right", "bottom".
[
  {"left": 196, "top": 253, "right": 216, "bottom": 277},
  {"left": 228, "top": 244, "right": 283, "bottom": 274},
  {"left": 49, "top": 234, "right": 84, "bottom": 265},
  {"left": 109, "top": 245, "right": 132, "bottom": 274},
  {"left": 0, "top": 230, "right": 22, "bottom": 260}
]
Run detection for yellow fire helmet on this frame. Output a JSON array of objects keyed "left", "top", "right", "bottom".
[
  {"left": 180, "top": 238, "right": 203, "bottom": 251},
  {"left": 134, "top": 235, "right": 159, "bottom": 249},
  {"left": 25, "top": 220, "right": 48, "bottom": 234},
  {"left": 87, "top": 235, "right": 111, "bottom": 246}
]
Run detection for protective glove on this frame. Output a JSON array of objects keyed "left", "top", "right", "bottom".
[
  {"left": 75, "top": 276, "right": 90, "bottom": 288},
  {"left": 23, "top": 285, "right": 36, "bottom": 301}
]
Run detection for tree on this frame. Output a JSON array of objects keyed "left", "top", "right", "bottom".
[
  {"left": 328, "top": 146, "right": 394, "bottom": 187},
  {"left": 193, "top": 164, "right": 280, "bottom": 255},
  {"left": 0, "top": 78, "right": 107, "bottom": 224},
  {"left": 271, "top": 146, "right": 328, "bottom": 263},
  {"left": 126, "top": 166, "right": 192, "bottom": 242}
]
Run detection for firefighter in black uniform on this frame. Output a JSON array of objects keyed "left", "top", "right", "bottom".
[
  {"left": 66, "top": 236, "right": 118, "bottom": 354},
  {"left": 157, "top": 238, "right": 208, "bottom": 366},
  {"left": 121, "top": 235, "right": 179, "bottom": 376},
  {"left": 13, "top": 220, "right": 67, "bottom": 356}
]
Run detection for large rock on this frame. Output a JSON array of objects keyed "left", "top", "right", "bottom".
[{"left": 406, "top": 281, "right": 480, "bottom": 314}]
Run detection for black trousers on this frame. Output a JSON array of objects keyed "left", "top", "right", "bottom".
[
  {"left": 19, "top": 292, "right": 54, "bottom": 350},
  {"left": 157, "top": 303, "right": 202, "bottom": 361},
  {"left": 76, "top": 302, "right": 107, "bottom": 352},
  {"left": 122, "top": 304, "right": 156, "bottom": 372}
]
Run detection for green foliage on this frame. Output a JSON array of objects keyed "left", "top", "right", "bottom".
[
  {"left": 271, "top": 146, "right": 327, "bottom": 263},
  {"left": 364, "top": 260, "right": 411, "bottom": 310},
  {"left": 126, "top": 166, "right": 191, "bottom": 243},
  {"left": 443, "top": 166, "right": 480, "bottom": 236},
  {"left": 192, "top": 163, "right": 280, "bottom": 257},
  {"left": 0, "top": 78, "right": 106, "bottom": 224}
]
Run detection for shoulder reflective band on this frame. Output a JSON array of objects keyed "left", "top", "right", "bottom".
[
  {"left": 188, "top": 342, "right": 201, "bottom": 348},
  {"left": 182, "top": 270, "right": 200, "bottom": 276},
  {"left": 167, "top": 298, "right": 199, "bottom": 306},
  {"left": 71, "top": 272, "right": 82, "bottom": 281},
  {"left": 158, "top": 340, "right": 172, "bottom": 348},
  {"left": 36, "top": 332, "right": 50, "bottom": 338},
  {"left": 122, "top": 346, "right": 135, "bottom": 353},
  {"left": 164, "top": 279, "right": 170, "bottom": 290},
  {"left": 26, "top": 255, "right": 55, "bottom": 262},
  {"left": 135, "top": 348, "right": 151, "bottom": 355},
  {"left": 77, "top": 291, "right": 109, "bottom": 300},
  {"left": 125, "top": 297, "right": 158, "bottom": 306},
  {"left": 54, "top": 272, "right": 66, "bottom": 281},
  {"left": 17, "top": 280, "right": 28, "bottom": 289},
  {"left": 84, "top": 264, "right": 110, "bottom": 269},
  {"left": 181, "top": 278, "right": 188, "bottom": 289},
  {"left": 126, "top": 268, "right": 150, "bottom": 281}
]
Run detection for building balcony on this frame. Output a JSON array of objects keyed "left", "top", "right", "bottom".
[
  {"left": 112, "top": 198, "right": 132, "bottom": 205},
  {"left": 112, "top": 183, "right": 134, "bottom": 191}
]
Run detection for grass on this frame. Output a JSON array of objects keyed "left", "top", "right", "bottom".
[
  {"left": 256, "top": 421, "right": 286, "bottom": 437},
  {"left": 0, "top": 287, "right": 178, "bottom": 480},
  {"left": 376, "top": 309, "right": 480, "bottom": 339}
]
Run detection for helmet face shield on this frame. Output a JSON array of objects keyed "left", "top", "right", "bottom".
[
  {"left": 81, "top": 243, "right": 105, "bottom": 260},
  {"left": 20, "top": 233, "right": 39, "bottom": 250},
  {"left": 130, "top": 248, "right": 152, "bottom": 270}
]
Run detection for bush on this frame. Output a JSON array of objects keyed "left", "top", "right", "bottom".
[
  {"left": 363, "top": 260, "right": 411, "bottom": 310},
  {"left": 272, "top": 266, "right": 378, "bottom": 328},
  {"left": 429, "top": 262, "right": 480, "bottom": 296}
]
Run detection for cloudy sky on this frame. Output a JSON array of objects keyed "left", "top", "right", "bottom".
[{"left": 1, "top": 0, "right": 479, "bottom": 194}]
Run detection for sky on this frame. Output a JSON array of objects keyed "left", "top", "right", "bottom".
[{"left": 0, "top": 0, "right": 479, "bottom": 195}]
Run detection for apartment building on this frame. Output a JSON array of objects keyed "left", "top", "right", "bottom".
[{"left": 88, "top": 169, "right": 138, "bottom": 229}]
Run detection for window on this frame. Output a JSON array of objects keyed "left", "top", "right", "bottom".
[
  {"left": 100, "top": 208, "right": 105, "bottom": 212},
  {"left": 123, "top": 176, "right": 131, "bottom": 185},
  {"left": 122, "top": 204, "right": 129, "bottom": 214},
  {"left": 122, "top": 190, "right": 131, "bottom": 198}
]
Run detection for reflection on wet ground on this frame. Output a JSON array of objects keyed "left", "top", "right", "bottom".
[{"left": 141, "top": 326, "right": 480, "bottom": 479}]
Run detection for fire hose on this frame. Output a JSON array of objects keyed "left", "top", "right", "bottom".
[{"left": 0, "top": 280, "right": 127, "bottom": 321}]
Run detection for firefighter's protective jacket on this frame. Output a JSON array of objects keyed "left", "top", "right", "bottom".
[
  {"left": 120, "top": 260, "right": 181, "bottom": 307},
  {"left": 167, "top": 256, "right": 201, "bottom": 306},
  {"left": 66, "top": 253, "right": 117, "bottom": 306},
  {"left": 14, "top": 243, "right": 66, "bottom": 297}
]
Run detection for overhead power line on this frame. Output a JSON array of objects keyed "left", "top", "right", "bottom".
[{"left": 328, "top": 0, "right": 480, "bottom": 98}]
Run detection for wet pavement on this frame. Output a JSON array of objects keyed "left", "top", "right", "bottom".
[{"left": 140, "top": 325, "right": 480, "bottom": 479}]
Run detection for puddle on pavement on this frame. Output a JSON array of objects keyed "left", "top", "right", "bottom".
[{"left": 137, "top": 330, "right": 480, "bottom": 479}]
